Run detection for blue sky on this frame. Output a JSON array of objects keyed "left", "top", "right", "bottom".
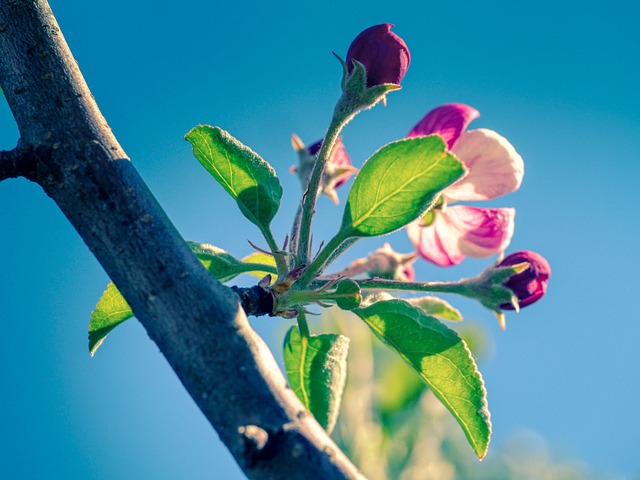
[{"left": 1, "top": 0, "right": 639, "bottom": 478}]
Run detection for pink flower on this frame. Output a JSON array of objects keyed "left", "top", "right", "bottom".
[{"left": 406, "top": 104, "right": 524, "bottom": 266}]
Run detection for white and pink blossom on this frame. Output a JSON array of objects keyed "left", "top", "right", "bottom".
[{"left": 406, "top": 103, "right": 524, "bottom": 267}]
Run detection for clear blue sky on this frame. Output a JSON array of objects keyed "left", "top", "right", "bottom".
[{"left": 1, "top": 0, "right": 639, "bottom": 478}]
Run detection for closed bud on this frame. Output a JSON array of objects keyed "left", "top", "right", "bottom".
[
  {"left": 497, "top": 251, "right": 551, "bottom": 310},
  {"left": 346, "top": 24, "right": 410, "bottom": 87},
  {"left": 366, "top": 243, "right": 417, "bottom": 282},
  {"left": 464, "top": 250, "right": 551, "bottom": 328}
]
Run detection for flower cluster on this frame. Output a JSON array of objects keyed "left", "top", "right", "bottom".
[{"left": 295, "top": 24, "right": 550, "bottom": 314}]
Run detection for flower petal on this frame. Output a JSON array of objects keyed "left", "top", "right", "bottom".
[
  {"left": 445, "top": 128, "right": 524, "bottom": 202},
  {"left": 307, "top": 137, "right": 351, "bottom": 174},
  {"left": 305, "top": 137, "right": 356, "bottom": 204},
  {"left": 401, "top": 262, "right": 416, "bottom": 282},
  {"left": 330, "top": 139, "right": 356, "bottom": 189},
  {"left": 442, "top": 206, "right": 515, "bottom": 258},
  {"left": 407, "top": 103, "right": 480, "bottom": 148},
  {"left": 406, "top": 216, "right": 465, "bottom": 267},
  {"left": 306, "top": 138, "right": 323, "bottom": 156}
]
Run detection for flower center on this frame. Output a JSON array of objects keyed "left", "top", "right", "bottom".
[{"left": 421, "top": 196, "right": 447, "bottom": 227}]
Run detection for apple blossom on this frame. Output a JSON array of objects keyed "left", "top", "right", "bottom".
[{"left": 406, "top": 103, "right": 524, "bottom": 266}]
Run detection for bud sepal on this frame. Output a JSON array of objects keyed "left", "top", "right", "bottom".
[
  {"left": 462, "top": 262, "right": 530, "bottom": 315},
  {"left": 273, "top": 275, "right": 362, "bottom": 314},
  {"left": 335, "top": 55, "right": 402, "bottom": 116}
]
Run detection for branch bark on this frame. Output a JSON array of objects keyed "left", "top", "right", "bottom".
[
  {"left": 0, "top": 145, "right": 36, "bottom": 180},
  {"left": 0, "top": 2, "right": 364, "bottom": 478}
]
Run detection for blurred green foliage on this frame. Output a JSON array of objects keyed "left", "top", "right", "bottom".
[{"left": 322, "top": 310, "right": 596, "bottom": 480}]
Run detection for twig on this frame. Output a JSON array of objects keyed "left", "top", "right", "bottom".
[{"left": 0, "top": 146, "right": 36, "bottom": 181}]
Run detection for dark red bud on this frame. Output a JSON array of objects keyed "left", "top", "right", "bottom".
[
  {"left": 346, "top": 24, "right": 410, "bottom": 87},
  {"left": 498, "top": 251, "right": 551, "bottom": 310}
]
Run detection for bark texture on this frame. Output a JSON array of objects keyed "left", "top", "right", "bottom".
[{"left": 0, "top": 1, "right": 364, "bottom": 478}]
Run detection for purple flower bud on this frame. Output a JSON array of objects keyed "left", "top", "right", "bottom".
[
  {"left": 497, "top": 251, "right": 551, "bottom": 310},
  {"left": 346, "top": 24, "right": 410, "bottom": 87},
  {"left": 305, "top": 139, "right": 323, "bottom": 156}
]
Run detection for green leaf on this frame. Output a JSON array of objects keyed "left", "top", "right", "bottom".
[
  {"left": 340, "top": 136, "right": 466, "bottom": 237},
  {"left": 89, "top": 282, "right": 134, "bottom": 356},
  {"left": 377, "top": 352, "right": 427, "bottom": 418},
  {"left": 189, "top": 241, "right": 249, "bottom": 283},
  {"left": 89, "top": 242, "right": 277, "bottom": 355},
  {"left": 185, "top": 125, "right": 283, "bottom": 230},
  {"left": 283, "top": 326, "right": 349, "bottom": 433},
  {"left": 189, "top": 242, "right": 277, "bottom": 281},
  {"left": 406, "top": 296, "right": 463, "bottom": 322},
  {"left": 241, "top": 252, "right": 278, "bottom": 280},
  {"left": 353, "top": 299, "right": 491, "bottom": 458},
  {"left": 334, "top": 279, "right": 362, "bottom": 310}
]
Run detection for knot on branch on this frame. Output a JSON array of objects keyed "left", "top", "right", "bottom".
[
  {"left": 231, "top": 284, "right": 274, "bottom": 317},
  {"left": 239, "top": 424, "right": 269, "bottom": 451},
  {"left": 0, "top": 144, "right": 38, "bottom": 181},
  {"left": 238, "top": 423, "right": 308, "bottom": 471},
  {"left": 238, "top": 424, "right": 282, "bottom": 469}
]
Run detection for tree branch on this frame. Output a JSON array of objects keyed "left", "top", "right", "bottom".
[
  {"left": 231, "top": 285, "right": 275, "bottom": 317},
  {"left": 0, "top": 2, "right": 363, "bottom": 478},
  {"left": 0, "top": 145, "right": 36, "bottom": 181}
]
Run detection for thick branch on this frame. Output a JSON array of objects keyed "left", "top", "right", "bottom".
[{"left": 0, "top": 2, "right": 363, "bottom": 479}]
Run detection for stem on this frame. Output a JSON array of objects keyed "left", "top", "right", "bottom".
[
  {"left": 321, "top": 237, "right": 359, "bottom": 272},
  {"left": 289, "top": 201, "right": 303, "bottom": 264},
  {"left": 296, "top": 310, "right": 311, "bottom": 339},
  {"left": 356, "top": 278, "right": 475, "bottom": 296},
  {"left": 261, "top": 225, "right": 288, "bottom": 278},
  {"left": 296, "top": 311, "right": 311, "bottom": 407},
  {"left": 296, "top": 96, "right": 358, "bottom": 265},
  {"left": 319, "top": 255, "right": 370, "bottom": 280},
  {"left": 297, "top": 230, "right": 351, "bottom": 288},
  {"left": 281, "top": 288, "right": 355, "bottom": 308}
]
